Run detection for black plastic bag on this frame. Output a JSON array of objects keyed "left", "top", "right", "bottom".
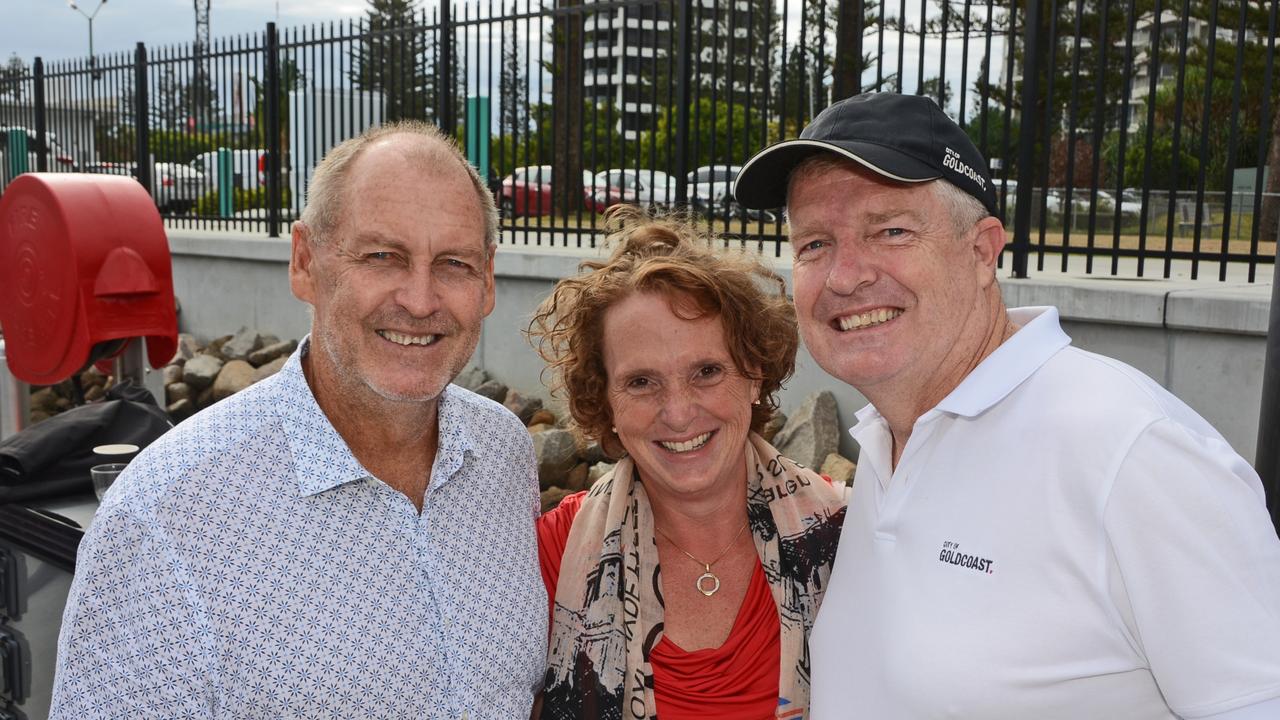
[{"left": 0, "top": 382, "right": 172, "bottom": 503}]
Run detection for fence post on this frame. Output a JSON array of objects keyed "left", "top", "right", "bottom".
[
  {"left": 265, "top": 22, "right": 282, "bottom": 238},
  {"left": 133, "top": 43, "right": 152, "bottom": 195},
  {"left": 33, "top": 58, "right": 47, "bottom": 172},
  {"left": 1009, "top": 0, "right": 1043, "bottom": 279},
  {"left": 673, "top": 0, "right": 694, "bottom": 205},
  {"left": 438, "top": 0, "right": 455, "bottom": 133},
  {"left": 1258, "top": 214, "right": 1280, "bottom": 537},
  {"left": 833, "top": 0, "right": 864, "bottom": 100}
]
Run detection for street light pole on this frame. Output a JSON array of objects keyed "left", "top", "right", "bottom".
[{"left": 68, "top": 0, "right": 108, "bottom": 80}]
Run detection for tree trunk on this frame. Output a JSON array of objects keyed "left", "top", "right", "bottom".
[
  {"left": 1260, "top": 104, "right": 1280, "bottom": 245},
  {"left": 551, "top": 4, "right": 584, "bottom": 217},
  {"left": 832, "top": 0, "right": 863, "bottom": 101}
]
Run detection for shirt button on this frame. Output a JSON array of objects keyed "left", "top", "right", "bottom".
[
  {"left": 444, "top": 617, "right": 454, "bottom": 628},
  {"left": 460, "top": 711, "right": 468, "bottom": 720}
]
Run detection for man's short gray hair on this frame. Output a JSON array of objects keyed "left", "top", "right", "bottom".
[
  {"left": 787, "top": 154, "right": 990, "bottom": 236},
  {"left": 299, "top": 120, "right": 499, "bottom": 248}
]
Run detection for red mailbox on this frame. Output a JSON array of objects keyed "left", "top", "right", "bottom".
[{"left": 0, "top": 173, "right": 177, "bottom": 385}]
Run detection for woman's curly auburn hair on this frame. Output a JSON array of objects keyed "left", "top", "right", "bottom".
[{"left": 527, "top": 205, "right": 799, "bottom": 460}]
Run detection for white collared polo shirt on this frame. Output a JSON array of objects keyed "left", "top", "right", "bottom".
[{"left": 810, "top": 307, "right": 1280, "bottom": 719}]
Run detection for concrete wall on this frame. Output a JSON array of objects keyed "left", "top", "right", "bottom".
[{"left": 167, "top": 229, "right": 1272, "bottom": 463}]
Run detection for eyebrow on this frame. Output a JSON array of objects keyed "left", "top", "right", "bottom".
[
  {"left": 349, "top": 232, "right": 409, "bottom": 253},
  {"left": 864, "top": 207, "right": 927, "bottom": 225}
]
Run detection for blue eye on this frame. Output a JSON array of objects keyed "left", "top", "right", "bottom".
[{"left": 366, "top": 252, "right": 394, "bottom": 261}]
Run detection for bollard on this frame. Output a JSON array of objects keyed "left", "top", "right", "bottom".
[
  {"left": 217, "top": 147, "right": 234, "bottom": 218},
  {"left": 6, "top": 128, "right": 29, "bottom": 182}
]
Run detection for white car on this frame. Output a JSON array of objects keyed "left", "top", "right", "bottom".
[
  {"left": 687, "top": 164, "right": 740, "bottom": 215},
  {"left": 83, "top": 161, "right": 205, "bottom": 213},
  {"left": 593, "top": 169, "right": 676, "bottom": 208}
]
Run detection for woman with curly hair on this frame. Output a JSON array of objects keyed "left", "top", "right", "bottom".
[{"left": 529, "top": 206, "right": 847, "bottom": 720}]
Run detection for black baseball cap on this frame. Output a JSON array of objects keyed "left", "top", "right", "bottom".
[{"left": 733, "top": 92, "right": 999, "bottom": 216}]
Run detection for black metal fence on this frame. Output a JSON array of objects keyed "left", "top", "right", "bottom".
[{"left": 0, "top": 0, "right": 1276, "bottom": 280}]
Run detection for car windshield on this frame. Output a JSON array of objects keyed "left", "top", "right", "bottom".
[{"left": 693, "top": 166, "right": 739, "bottom": 183}]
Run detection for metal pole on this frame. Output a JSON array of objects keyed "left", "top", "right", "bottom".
[
  {"left": 439, "top": 0, "right": 455, "bottom": 133},
  {"left": 673, "top": 0, "right": 693, "bottom": 205},
  {"left": 265, "top": 22, "right": 282, "bottom": 238},
  {"left": 33, "top": 58, "right": 47, "bottom": 172},
  {"left": 1257, "top": 214, "right": 1280, "bottom": 537},
  {"left": 1009, "top": 0, "right": 1043, "bottom": 279},
  {"left": 134, "top": 42, "right": 151, "bottom": 194}
]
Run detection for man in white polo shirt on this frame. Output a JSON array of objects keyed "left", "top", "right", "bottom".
[{"left": 734, "top": 92, "right": 1280, "bottom": 719}]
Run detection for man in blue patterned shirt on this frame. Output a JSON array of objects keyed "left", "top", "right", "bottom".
[{"left": 50, "top": 122, "right": 548, "bottom": 718}]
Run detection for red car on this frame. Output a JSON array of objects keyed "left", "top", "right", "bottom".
[{"left": 499, "top": 165, "right": 628, "bottom": 216}]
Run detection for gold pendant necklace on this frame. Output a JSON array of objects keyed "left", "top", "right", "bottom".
[{"left": 656, "top": 520, "right": 750, "bottom": 597}]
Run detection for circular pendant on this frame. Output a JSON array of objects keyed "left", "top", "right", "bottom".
[{"left": 696, "top": 571, "right": 721, "bottom": 597}]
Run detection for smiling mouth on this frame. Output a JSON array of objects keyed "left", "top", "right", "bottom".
[
  {"left": 835, "top": 308, "right": 902, "bottom": 331},
  {"left": 377, "top": 329, "right": 441, "bottom": 347},
  {"left": 658, "top": 431, "right": 713, "bottom": 453}
]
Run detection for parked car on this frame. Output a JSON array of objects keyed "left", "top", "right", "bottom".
[
  {"left": 499, "top": 165, "right": 600, "bottom": 217},
  {"left": 191, "top": 148, "right": 269, "bottom": 192},
  {"left": 0, "top": 126, "right": 78, "bottom": 185},
  {"left": 83, "top": 161, "right": 205, "bottom": 213},
  {"left": 687, "top": 164, "right": 740, "bottom": 215},
  {"left": 593, "top": 168, "right": 676, "bottom": 209}
]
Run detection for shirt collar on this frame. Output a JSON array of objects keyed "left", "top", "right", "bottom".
[
  {"left": 270, "top": 337, "right": 479, "bottom": 498},
  {"left": 850, "top": 306, "right": 1070, "bottom": 436},
  {"left": 933, "top": 305, "right": 1069, "bottom": 417},
  {"left": 271, "top": 337, "right": 374, "bottom": 497}
]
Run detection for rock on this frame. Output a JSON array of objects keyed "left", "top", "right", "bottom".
[
  {"left": 212, "top": 360, "right": 255, "bottom": 402},
  {"left": 541, "top": 486, "right": 573, "bottom": 513},
  {"left": 196, "top": 385, "right": 216, "bottom": 409},
  {"left": 528, "top": 409, "right": 557, "bottom": 427},
  {"left": 167, "top": 382, "right": 192, "bottom": 404},
  {"left": 761, "top": 410, "right": 787, "bottom": 443},
  {"left": 773, "top": 391, "right": 840, "bottom": 470},
  {"left": 533, "top": 428, "right": 578, "bottom": 490},
  {"left": 504, "top": 391, "right": 543, "bottom": 426},
  {"left": 54, "top": 379, "right": 75, "bottom": 399},
  {"left": 248, "top": 339, "right": 298, "bottom": 367},
  {"left": 526, "top": 423, "right": 554, "bottom": 435},
  {"left": 183, "top": 354, "right": 224, "bottom": 391},
  {"left": 259, "top": 334, "right": 281, "bottom": 347},
  {"left": 579, "top": 438, "right": 608, "bottom": 465},
  {"left": 29, "top": 410, "right": 51, "bottom": 425},
  {"left": 588, "top": 461, "right": 615, "bottom": 484},
  {"left": 167, "top": 398, "right": 194, "bottom": 422},
  {"left": 162, "top": 363, "right": 184, "bottom": 386},
  {"left": 252, "top": 356, "right": 288, "bottom": 383},
  {"left": 79, "top": 366, "right": 109, "bottom": 388},
  {"left": 174, "top": 333, "right": 200, "bottom": 362},
  {"left": 819, "top": 453, "right": 856, "bottom": 486},
  {"left": 221, "top": 327, "right": 263, "bottom": 362},
  {"left": 563, "top": 462, "right": 590, "bottom": 492},
  {"left": 29, "top": 388, "right": 58, "bottom": 414},
  {"left": 472, "top": 379, "right": 509, "bottom": 403},
  {"left": 455, "top": 366, "right": 489, "bottom": 392},
  {"left": 82, "top": 385, "right": 105, "bottom": 403},
  {"left": 205, "top": 334, "right": 234, "bottom": 361}
]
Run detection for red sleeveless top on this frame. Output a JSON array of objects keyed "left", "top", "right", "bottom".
[{"left": 538, "top": 491, "right": 780, "bottom": 720}]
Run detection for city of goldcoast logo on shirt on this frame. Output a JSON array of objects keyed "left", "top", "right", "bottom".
[{"left": 938, "top": 540, "right": 995, "bottom": 575}]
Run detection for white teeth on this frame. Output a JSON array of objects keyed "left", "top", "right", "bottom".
[
  {"left": 659, "top": 432, "right": 712, "bottom": 453},
  {"left": 838, "top": 308, "right": 902, "bottom": 331},
  {"left": 378, "top": 330, "right": 439, "bottom": 346}
]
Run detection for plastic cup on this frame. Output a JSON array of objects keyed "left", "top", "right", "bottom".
[{"left": 90, "top": 463, "right": 128, "bottom": 501}]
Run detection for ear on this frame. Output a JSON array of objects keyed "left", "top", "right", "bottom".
[
  {"left": 290, "top": 221, "right": 318, "bottom": 305},
  {"left": 969, "top": 216, "right": 1006, "bottom": 288},
  {"left": 481, "top": 245, "right": 497, "bottom": 317}
]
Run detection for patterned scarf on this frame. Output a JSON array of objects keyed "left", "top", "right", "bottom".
[{"left": 542, "top": 433, "right": 847, "bottom": 720}]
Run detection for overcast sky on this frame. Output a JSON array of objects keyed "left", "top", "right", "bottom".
[{"left": 1, "top": 0, "right": 368, "bottom": 63}]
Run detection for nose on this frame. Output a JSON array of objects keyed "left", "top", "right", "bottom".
[
  {"left": 658, "top": 386, "right": 697, "bottom": 431},
  {"left": 394, "top": 263, "right": 443, "bottom": 318},
  {"left": 825, "top": 239, "right": 876, "bottom": 296}
]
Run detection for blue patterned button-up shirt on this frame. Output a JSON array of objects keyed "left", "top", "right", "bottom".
[{"left": 50, "top": 340, "right": 547, "bottom": 719}]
